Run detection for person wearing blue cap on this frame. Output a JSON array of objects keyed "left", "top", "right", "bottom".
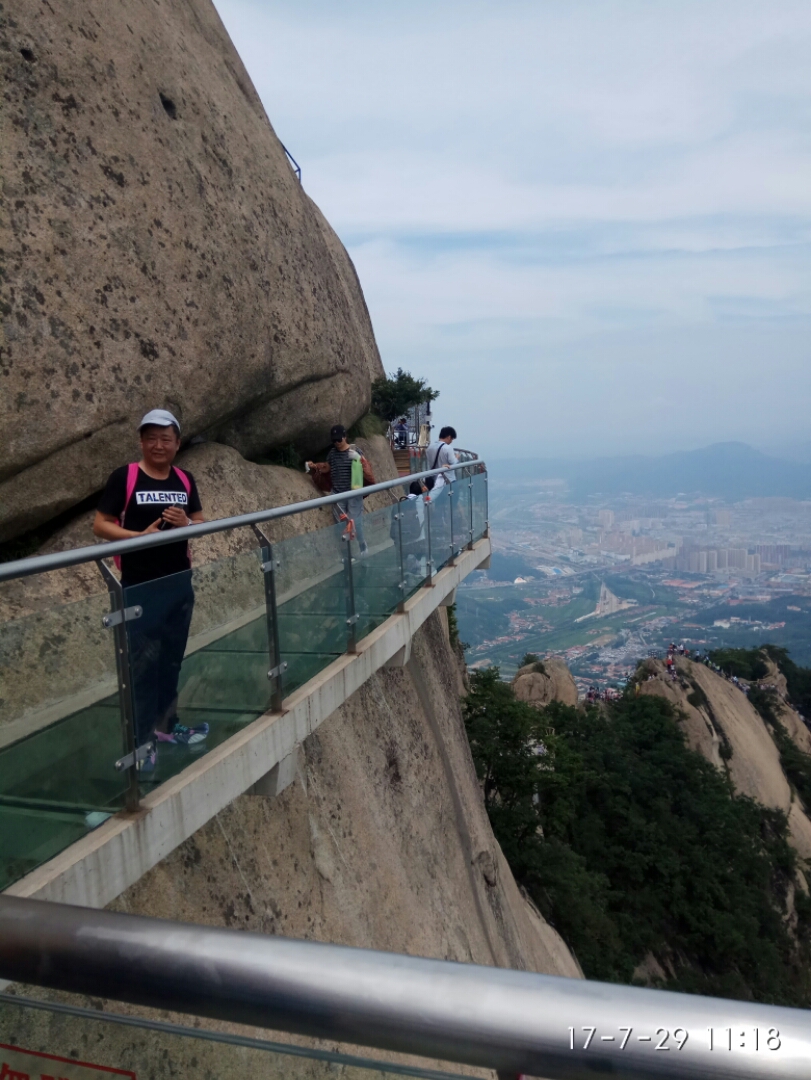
[{"left": 94, "top": 410, "right": 207, "bottom": 772}]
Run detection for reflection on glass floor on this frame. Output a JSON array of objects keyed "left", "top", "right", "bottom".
[{"left": 0, "top": 622, "right": 274, "bottom": 891}]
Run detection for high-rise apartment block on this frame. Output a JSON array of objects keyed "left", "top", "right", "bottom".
[
  {"left": 598, "top": 510, "right": 614, "bottom": 528},
  {"left": 756, "top": 545, "right": 791, "bottom": 565},
  {"left": 707, "top": 550, "right": 718, "bottom": 572},
  {"left": 712, "top": 510, "right": 732, "bottom": 527}
]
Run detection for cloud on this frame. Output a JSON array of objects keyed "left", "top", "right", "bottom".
[{"left": 214, "top": 0, "right": 811, "bottom": 459}]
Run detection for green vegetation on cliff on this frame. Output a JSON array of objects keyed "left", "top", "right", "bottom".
[
  {"left": 463, "top": 667, "right": 811, "bottom": 1005},
  {"left": 713, "top": 645, "right": 811, "bottom": 815},
  {"left": 370, "top": 368, "right": 438, "bottom": 422},
  {"left": 764, "top": 644, "right": 811, "bottom": 719},
  {"left": 708, "top": 647, "right": 769, "bottom": 681}
]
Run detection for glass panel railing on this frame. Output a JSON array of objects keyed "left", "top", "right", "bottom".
[
  {"left": 398, "top": 494, "right": 431, "bottom": 602},
  {"left": 275, "top": 518, "right": 349, "bottom": 697},
  {"left": 352, "top": 502, "right": 405, "bottom": 643},
  {"left": 429, "top": 485, "right": 454, "bottom": 572},
  {"left": 122, "top": 542, "right": 270, "bottom": 789},
  {"left": 0, "top": 588, "right": 127, "bottom": 890},
  {"left": 0, "top": 993, "right": 480, "bottom": 1080},
  {"left": 471, "top": 470, "right": 487, "bottom": 541},
  {"left": 453, "top": 474, "right": 472, "bottom": 555}
]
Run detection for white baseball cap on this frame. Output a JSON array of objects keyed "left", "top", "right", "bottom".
[{"left": 138, "top": 408, "right": 181, "bottom": 434}]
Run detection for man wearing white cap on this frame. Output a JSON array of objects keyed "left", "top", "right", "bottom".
[{"left": 94, "top": 410, "right": 207, "bottom": 771}]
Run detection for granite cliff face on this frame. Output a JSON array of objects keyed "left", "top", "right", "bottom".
[
  {"left": 0, "top": 0, "right": 382, "bottom": 541},
  {"left": 640, "top": 657, "right": 811, "bottom": 867}
]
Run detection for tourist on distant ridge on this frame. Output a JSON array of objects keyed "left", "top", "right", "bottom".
[
  {"left": 94, "top": 409, "right": 208, "bottom": 773},
  {"left": 307, "top": 425, "right": 372, "bottom": 553},
  {"left": 394, "top": 417, "right": 409, "bottom": 448}
]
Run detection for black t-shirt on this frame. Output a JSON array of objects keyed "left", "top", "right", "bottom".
[
  {"left": 327, "top": 446, "right": 353, "bottom": 495},
  {"left": 98, "top": 464, "right": 202, "bottom": 586}
]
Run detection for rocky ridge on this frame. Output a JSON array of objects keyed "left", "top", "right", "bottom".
[
  {"left": 640, "top": 657, "right": 811, "bottom": 867},
  {"left": 512, "top": 656, "right": 579, "bottom": 708}
]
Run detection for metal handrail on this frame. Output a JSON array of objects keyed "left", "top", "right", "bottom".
[
  {"left": 0, "top": 896, "right": 808, "bottom": 1079},
  {"left": 0, "top": 458, "right": 484, "bottom": 584},
  {"left": 280, "top": 142, "right": 302, "bottom": 181}
]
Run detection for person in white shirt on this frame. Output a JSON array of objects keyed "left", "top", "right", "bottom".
[
  {"left": 425, "top": 426, "right": 458, "bottom": 556},
  {"left": 426, "top": 426, "right": 457, "bottom": 492}
]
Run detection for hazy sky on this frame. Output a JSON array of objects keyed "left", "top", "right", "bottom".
[{"left": 213, "top": 0, "right": 811, "bottom": 461}]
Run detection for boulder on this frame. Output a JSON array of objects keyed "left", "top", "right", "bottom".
[
  {"left": 513, "top": 657, "right": 579, "bottom": 708},
  {"left": 0, "top": 0, "right": 383, "bottom": 541}
]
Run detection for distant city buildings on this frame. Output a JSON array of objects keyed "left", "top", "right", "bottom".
[
  {"left": 464, "top": 488, "right": 811, "bottom": 689},
  {"left": 675, "top": 546, "right": 762, "bottom": 576}
]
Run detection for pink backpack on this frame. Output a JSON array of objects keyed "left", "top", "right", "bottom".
[{"left": 114, "top": 462, "right": 192, "bottom": 571}]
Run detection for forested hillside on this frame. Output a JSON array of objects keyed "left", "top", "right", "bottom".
[{"left": 463, "top": 658, "right": 811, "bottom": 1005}]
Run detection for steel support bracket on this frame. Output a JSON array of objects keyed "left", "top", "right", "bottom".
[
  {"left": 268, "top": 662, "right": 289, "bottom": 680},
  {"left": 115, "top": 741, "right": 154, "bottom": 772},
  {"left": 102, "top": 605, "right": 143, "bottom": 629}
]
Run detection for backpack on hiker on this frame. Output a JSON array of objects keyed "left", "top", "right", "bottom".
[
  {"left": 114, "top": 462, "right": 192, "bottom": 571},
  {"left": 423, "top": 444, "right": 445, "bottom": 490}
]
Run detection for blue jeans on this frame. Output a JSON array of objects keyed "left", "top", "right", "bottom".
[
  {"left": 333, "top": 494, "right": 366, "bottom": 549},
  {"left": 124, "top": 571, "right": 194, "bottom": 745}
]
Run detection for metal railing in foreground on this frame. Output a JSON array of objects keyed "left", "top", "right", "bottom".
[
  {"left": 0, "top": 460, "right": 488, "bottom": 892},
  {"left": 0, "top": 895, "right": 809, "bottom": 1080}
]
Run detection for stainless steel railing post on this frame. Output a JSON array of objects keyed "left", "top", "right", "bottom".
[
  {"left": 342, "top": 532, "right": 359, "bottom": 653},
  {"left": 448, "top": 481, "right": 456, "bottom": 564},
  {"left": 467, "top": 471, "right": 475, "bottom": 550},
  {"left": 395, "top": 504, "right": 407, "bottom": 613},
  {"left": 252, "top": 526, "right": 286, "bottom": 713},
  {"left": 96, "top": 560, "right": 140, "bottom": 812},
  {"left": 424, "top": 495, "right": 434, "bottom": 587}
]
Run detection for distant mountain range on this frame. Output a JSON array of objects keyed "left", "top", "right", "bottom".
[{"left": 488, "top": 442, "right": 811, "bottom": 500}]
